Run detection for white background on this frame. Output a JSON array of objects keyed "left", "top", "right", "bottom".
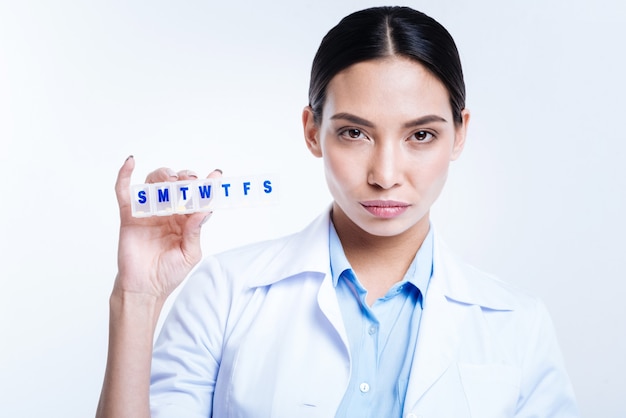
[{"left": 1, "top": 0, "right": 624, "bottom": 416}]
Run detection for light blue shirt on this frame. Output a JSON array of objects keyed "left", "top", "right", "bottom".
[{"left": 330, "top": 222, "right": 434, "bottom": 417}]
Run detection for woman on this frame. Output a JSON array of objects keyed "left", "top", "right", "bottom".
[{"left": 97, "top": 6, "right": 579, "bottom": 417}]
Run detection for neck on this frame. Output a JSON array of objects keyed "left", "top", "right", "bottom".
[{"left": 331, "top": 205, "right": 430, "bottom": 300}]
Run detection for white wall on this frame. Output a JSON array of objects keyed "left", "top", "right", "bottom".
[{"left": 1, "top": 0, "right": 624, "bottom": 416}]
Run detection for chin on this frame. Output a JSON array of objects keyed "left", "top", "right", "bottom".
[{"left": 355, "top": 217, "right": 420, "bottom": 238}]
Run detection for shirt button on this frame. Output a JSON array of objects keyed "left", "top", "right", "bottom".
[
  {"left": 359, "top": 382, "right": 370, "bottom": 393},
  {"left": 368, "top": 325, "right": 377, "bottom": 335}
]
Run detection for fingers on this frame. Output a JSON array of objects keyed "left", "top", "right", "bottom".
[
  {"left": 177, "top": 170, "right": 198, "bottom": 180},
  {"left": 182, "top": 169, "right": 221, "bottom": 237},
  {"left": 145, "top": 167, "right": 179, "bottom": 184},
  {"left": 145, "top": 168, "right": 221, "bottom": 183},
  {"left": 207, "top": 168, "right": 222, "bottom": 180},
  {"left": 187, "top": 170, "right": 220, "bottom": 235}
]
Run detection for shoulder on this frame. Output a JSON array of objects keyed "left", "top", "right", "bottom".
[
  {"left": 193, "top": 210, "right": 332, "bottom": 288},
  {"left": 432, "top": 236, "right": 540, "bottom": 312},
  {"left": 432, "top": 237, "right": 562, "bottom": 358}
]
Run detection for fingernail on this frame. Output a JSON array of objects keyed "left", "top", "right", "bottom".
[
  {"left": 185, "top": 170, "right": 198, "bottom": 178},
  {"left": 166, "top": 168, "right": 178, "bottom": 178},
  {"left": 212, "top": 168, "right": 223, "bottom": 174},
  {"left": 125, "top": 155, "right": 134, "bottom": 162},
  {"left": 200, "top": 211, "right": 213, "bottom": 225}
]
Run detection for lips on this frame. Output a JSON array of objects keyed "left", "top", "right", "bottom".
[{"left": 360, "top": 200, "right": 410, "bottom": 218}]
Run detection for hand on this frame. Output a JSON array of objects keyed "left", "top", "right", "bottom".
[{"left": 113, "top": 156, "right": 222, "bottom": 302}]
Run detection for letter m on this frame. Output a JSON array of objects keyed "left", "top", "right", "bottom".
[{"left": 158, "top": 188, "right": 170, "bottom": 202}]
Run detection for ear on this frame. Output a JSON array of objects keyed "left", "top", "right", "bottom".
[
  {"left": 302, "top": 106, "right": 323, "bottom": 158},
  {"left": 451, "top": 108, "right": 470, "bottom": 161}
]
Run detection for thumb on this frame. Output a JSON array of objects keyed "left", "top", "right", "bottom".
[
  {"left": 181, "top": 167, "right": 221, "bottom": 249},
  {"left": 181, "top": 211, "right": 212, "bottom": 259}
]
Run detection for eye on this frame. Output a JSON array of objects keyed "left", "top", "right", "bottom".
[
  {"left": 339, "top": 128, "right": 367, "bottom": 140},
  {"left": 412, "top": 130, "right": 434, "bottom": 143}
]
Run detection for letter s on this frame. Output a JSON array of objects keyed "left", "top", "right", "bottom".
[{"left": 138, "top": 190, "right": 147, "bottom": 204}]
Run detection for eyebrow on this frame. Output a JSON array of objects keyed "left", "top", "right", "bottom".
[{"left": 330, "top": 112, "right": 448, "bottom": 128}]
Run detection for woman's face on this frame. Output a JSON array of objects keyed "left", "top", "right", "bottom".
[{"left": 303, "top": 57, "right": 469, "bottom": 239}]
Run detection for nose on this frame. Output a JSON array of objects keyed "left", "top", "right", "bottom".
[{"left": 367, "top": 141, "right": 403, "bottom": 190}]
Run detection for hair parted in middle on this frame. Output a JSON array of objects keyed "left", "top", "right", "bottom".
[{"left": 308, "top": 6, "right": 466, "bottom": 126}]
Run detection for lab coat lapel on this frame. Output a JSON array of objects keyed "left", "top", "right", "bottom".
[
  {"left": 404, "top": 236, "right": 474, "bottom": 406},
  {"left": 317, "top": 271, "right": 351, "bottom": 355},
  {"left": 404, "top": 267, "right": 470, "bottom": 405},
  {"left": 404, "top": 235, "right": 522, "bottom": 410},
  {"left": 247, "top": 209, "right": 351, "bottom": 354}
]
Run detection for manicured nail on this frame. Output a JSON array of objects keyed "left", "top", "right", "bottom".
[
  {"left": 125, "top": 155, "right": 134, "bottom": 162},
  {"left": 166, "top": 168, "right": 178, "bottom": 178},
  {"left": 200, "top": 211, "right": 213, "bottom": 225},
  {"left": 184, "top": 170, "right": 198, "bottom": 178},
  {"left": 212, "top": 169, "right": 223, "bottom": 174}
]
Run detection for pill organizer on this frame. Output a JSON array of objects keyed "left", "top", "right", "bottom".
[{"left": 130, "top": 174, "right": 279, "bottom": 217}]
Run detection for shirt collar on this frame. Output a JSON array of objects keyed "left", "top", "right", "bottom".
[{"left": 328, "top": 220, "right": 434, "bottom": 300}]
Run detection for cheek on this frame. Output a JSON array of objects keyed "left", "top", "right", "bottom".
[
  {"left": 324, "top": 151, "right": 352, "bottom": 188},
  {"left": 411, "top": 150, "right": 452, "bottom": 190}
]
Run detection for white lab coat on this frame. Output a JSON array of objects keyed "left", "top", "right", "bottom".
[{"left": 151, "top": 210, "right": 579, "bottom": 418}]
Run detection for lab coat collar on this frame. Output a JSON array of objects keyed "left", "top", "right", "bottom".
[
  {"left": 432, "top": 237, "right": 522, "bottom": 311},
  {"left": 246, "top": 210, "right": 332, "bottom": 288},
  {"left": 247, "top": 209, "right": 521, "bottom": 311}
]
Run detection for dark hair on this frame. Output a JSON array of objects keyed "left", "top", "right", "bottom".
[{"left": 308, "top": 6, "right": 466, "bottom": 125}]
